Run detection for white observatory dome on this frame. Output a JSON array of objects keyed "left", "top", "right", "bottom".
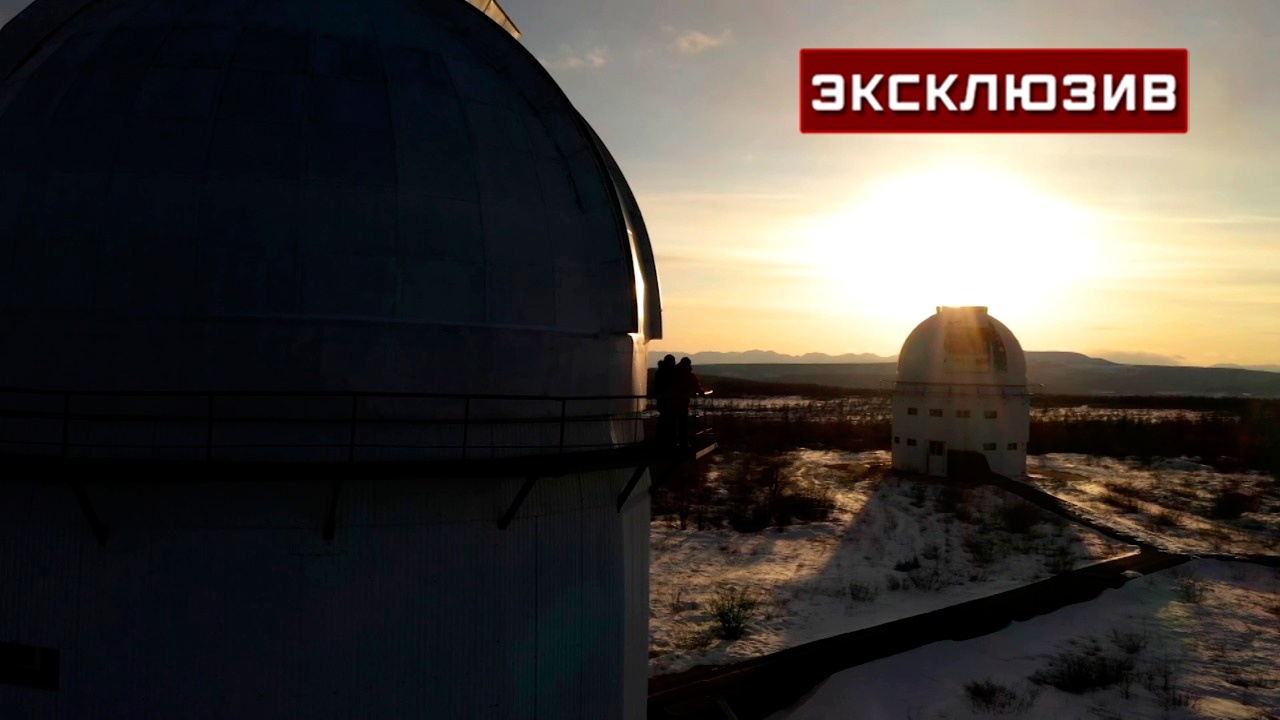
[
  {"left": 896, "top": 306, "right": 1027, "bottom": 385},
  {"left": 0, "top": 0, "right": 661, "bottom": 395},
  {"left": 891, "top": 307, "right": 1030, "bottom": 479},
  {"left": 0, "top": 3, "right": 665, "bottom": 719}
]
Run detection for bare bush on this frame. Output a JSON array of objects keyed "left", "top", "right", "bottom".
[
  {"left": 1171, "top": 567, "right": 1208, "bottom": 604},
  {"left": 906, "top": 565, "right": 953, "bottom": 593},
  {"left": 894, "top": 556, "right": 921, "bottom": 572},
  {"left": 963, "top": 678, "right": 1041, "bottom": 714},
  {"left": 1109, "top": 627, "right": 1149, "bottom": 655},
  {"left": 1143, "top": 655, "right": 1197, "bottom": 712},
  {"left": 848, "top": 580, "right": 879, "bottom": 603},
  {"left": 1209, "top": 483, "right": 1262, "bottom": 519},
  {"left": 1101, "top": 490, "right": 1141, "bottom": 513},
  {"left": 997, "top": 498, "right": 1042, "bottom": 535},
  {"left": 964, "top": 532, "right": 1005, "bottom": 567},
  {"left": 1030, "top": 639, "right": 1135, "bottom": 693},
  {"left": 1045, "top": 543, "right": 1078, "bottom": 574},
  {"left": 720, "top": 455, "right": 836, "bottom": 532},
  {"left": 1151, "top": 509, "right": 1181, "bottom": 529}
]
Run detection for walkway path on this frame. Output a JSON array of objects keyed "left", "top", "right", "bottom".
[{"left": 648, "top": 468, "right": 1277, "bottom": 720}]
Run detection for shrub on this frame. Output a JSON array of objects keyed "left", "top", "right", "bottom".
[
  {"left": 921, "top": 542, "right": 941, "bottom": 561},
  {"left": 1109, "top": 627, "right": 1148, "bottom": 655},
  {"left": 1174, "top": 573, "right": 1208, "bottom": 604},
  {"left": 1209, "top": 487, "right": 1262, "bottom": 519},
  {"left": 1104, "top": 480, "right": 1157, "bottom": 502},
  {"left": 707, "top": 586, "right": 760, "bottom": 640},
  {"left": 720, "top": 455, "right": 835, "bottom": 532},
  {"left": 964, "top": 532, "right": 1005, "bottom": 567},
  {"left": 996, "top": 498, "right": 1041, "bottom": 535},
  {"left": 906, "top": 565, "right": 952, "bottom": 592},
  {"left": 1151, "top": 509, "right": 1181, "bottom": 529},
  {"left": 1045, "top": 543, "right": 1078, "bottom": 574},
  {"left": 1144, "top": 655, "right": 1197, "bottom": 711},
  {"left": 964, "top": 678, "right": 1040, "bottom": 715},
  {"left": 935, "top": 483, "right": 971, "bottom": 516},
  {"left": 910, "top": 483, "right": 928, "bottom": 508},
  {"left": 773, "top": 486, "right": 835, "bottom": 525},
  {"left": 848, "top": 581, "right": 879, "bottom": 603},
  {"left": 1100, "top": 490, "right": 1141, "bottom": 513},
  {"left": 894, "top": 556, "right": 921, "bottom": 572},
  {"left": 727, "top": 502, "right": 772, "bottom": 533},
  {"left": 1030, "top": 642, "right": 1135, "bottom": 693}
]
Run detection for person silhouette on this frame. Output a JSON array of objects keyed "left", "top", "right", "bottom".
[
  {"left": 672, "top": 357, "right": 705, "bottom": 448},
  {"left": 652, "top": 354, "right": 676, "bottom": 445}
]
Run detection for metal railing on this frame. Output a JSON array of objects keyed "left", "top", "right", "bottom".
[{"left": 0, "top": 388, "right": 716, "bottom": 462}]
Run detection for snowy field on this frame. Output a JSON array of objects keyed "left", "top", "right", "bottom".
[
  {"left": 649, "top": 451, "right": 1137, "bottom": 676},
  {"left": 769, "top": 559, "right": 1280, "bottom": 720},
  {"left": 704, "top": 397, "right": 1227, "bottom": 424},
  {"left": 1027, "top": 454, "right": 1280, "bottom": 557}
]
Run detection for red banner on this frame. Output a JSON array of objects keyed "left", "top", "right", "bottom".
[{"left": 800, "top": 49, "right": 1188, "bottom": 133}]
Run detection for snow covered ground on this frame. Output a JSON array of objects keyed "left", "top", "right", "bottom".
[
  {"left": 1027, "top": 454, "right": 1280, "bottom": 556},
  {"left": 704, "top": 396, "right": 1226, "bottom": 424},
  {"left": 769, "top": 559, "right": 1280, "bottom": 720},
  {"left": 649, "top": 451, "right": 1137, "bottom": 676}
]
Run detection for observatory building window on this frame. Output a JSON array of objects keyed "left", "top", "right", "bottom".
[
  {"left": 929, "top": 409, "right": 943, "bottom": 417},
  {"left": 956, "top": 410, "right": 971, "bottom": 418},
  {"left": 906, "top": 438, "right": 917, "bottom": 446},
  {"left": 907, "top": 407, "right": 918, "bottom": 416},
  {"left": 928, "top": 441, "right": 945, "bottom": 456},
  {"left": 984, "top": 410, "right": 998, "bottom": 419},
  {"left": 982, "top": 443, "right": 997, "bottom": 451},
  {"left": 1008, "top": 442, "right": 1018, "bottom": 450}
]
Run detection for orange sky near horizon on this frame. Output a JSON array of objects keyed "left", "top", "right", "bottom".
[{"left": 499, "top": 1, "right": 1280, "bottom": 369}]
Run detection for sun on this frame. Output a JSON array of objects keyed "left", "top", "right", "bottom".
[{"left": 802, "top": 164, "right": 1100, "bottom": 325}]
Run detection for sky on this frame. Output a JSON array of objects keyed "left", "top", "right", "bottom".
[
  {"left": 500, "top": 0, "right": 1280, "bottom": 367},
  {"left": 0, "top": 0, "right": 1275, "bottom": 367}
]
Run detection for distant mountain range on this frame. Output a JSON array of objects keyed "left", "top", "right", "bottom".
[
  {"left": 1210, "top": 363, "right": 1280, "bottom": 373},
  {"left": 648, "top": 350, "right": 895, "bottom": 365},
  {"left": 649, "top": 350, "right": 1280, "bottom": 397}
]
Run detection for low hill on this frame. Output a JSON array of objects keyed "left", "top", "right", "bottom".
[{"left": 669, "top": 351, "right": 1280, "bottom": 397}]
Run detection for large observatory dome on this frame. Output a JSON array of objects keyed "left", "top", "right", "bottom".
[
  {"left": 896, "top": 306, "right": 1027, "bottom": 385},
  {"left": 891, "top": 307, "right": 1030, "bottom": 478},
  {"left": 0, "top": 0, "right": 660, "bottom": 394}
]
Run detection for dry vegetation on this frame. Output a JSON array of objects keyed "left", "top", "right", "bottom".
[
  {"left": 648, "top": 451, "right": 1134, "bottom": 674},
  {"left": 1028, "top": 455, "right": 1280, "bottom": 556}
]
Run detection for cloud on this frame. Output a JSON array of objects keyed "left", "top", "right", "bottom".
[
  {"left": 667, "top": 28, "right": 732, "bottom": 55},
  {"left": 541, "top": 44, "right": 608, "bottom": 71}
]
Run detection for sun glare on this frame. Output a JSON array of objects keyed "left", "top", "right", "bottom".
[{"left": 803, "top": 165, "right": 1100, "bottom": 325}]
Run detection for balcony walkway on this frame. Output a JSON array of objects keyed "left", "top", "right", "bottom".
[{"left": 0, "top": 387, "right": 718, "bottom": 542}]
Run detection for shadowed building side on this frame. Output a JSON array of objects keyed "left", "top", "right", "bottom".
[
  {"left": 891, "top": 307, "right": 1030, "bottom": 478},
  {"left": 0, "top": 0, "right": 659, "bottom": 717}
]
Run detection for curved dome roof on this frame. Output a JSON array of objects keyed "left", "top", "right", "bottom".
[
  {"left": 897, "top": 306, "right": 1027, "bottom": 384},
  {"left": 0, "top": 0, "right": 661, "bottom": 391}
]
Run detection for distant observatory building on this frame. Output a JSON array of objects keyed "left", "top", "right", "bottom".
[
  {"left": 891, "top": 307, "right": 1030, "bottom": 478},
  {"left": 0, "top": 0, "right": 670, "bottom": 718}
]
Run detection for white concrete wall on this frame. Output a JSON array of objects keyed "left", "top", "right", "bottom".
[
  {"left": 891, "top": 388, "right": 1029, "bottom": 478},
  {"left": 0, "top": 470, "right": 650, "bottom": 719}
]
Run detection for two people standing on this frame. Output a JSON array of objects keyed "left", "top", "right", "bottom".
[{"left": 653, "top": 355, "right": 705, "bottom": 448}]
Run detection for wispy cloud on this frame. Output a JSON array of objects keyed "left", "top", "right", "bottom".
[
  {"left": 665, "top": 27, "right": 732, "bottom": 55},
  {"left": 541, "top": 44, "right": 608, "bottom": 71}
]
